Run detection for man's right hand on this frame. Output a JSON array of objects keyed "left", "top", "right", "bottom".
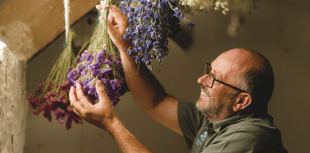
[
  {"left": 96, "top": 4, "right": 131, "bottom": 52},
  {"left": 97, "top": 4, "right": 183, "bottom": 136}
]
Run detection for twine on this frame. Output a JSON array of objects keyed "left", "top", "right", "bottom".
[
  {"left": 101, "top": 0, "right": 107, "bottom": 47},
  {"left": 101, "top": 0, "right": 107, "bottom": 22},
  {"left": 64, "top": 0, "right": 70, "bottom": 43}
]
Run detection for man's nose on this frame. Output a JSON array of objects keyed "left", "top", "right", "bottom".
[{"left": 197, "top": 75, "right": 208, "bottom": 87}]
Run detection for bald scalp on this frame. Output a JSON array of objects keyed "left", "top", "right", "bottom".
[
  {"left": 221, "top": 48, "right": 266, "bottom": 72},
  {"left": 223, "top": 48, "right": 274, "bottom": 114}
]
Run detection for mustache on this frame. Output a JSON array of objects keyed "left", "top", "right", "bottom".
[{"left": 201, "top": 85, "right": 210, "bottom": 97}]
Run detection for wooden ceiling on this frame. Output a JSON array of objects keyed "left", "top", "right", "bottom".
[{"left": 0, "top": 0, "right": 100, "bottom": 61}]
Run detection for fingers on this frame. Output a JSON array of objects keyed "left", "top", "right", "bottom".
[
  {"left": 96, "top": 80, "right": 109, "bottom": 102},
  {"left": 76, "top": 83, "right": 85, "bottom": 101},
  {"left": 109, "top": 5, "right": 128, "bottom": 27},
  {"left": 73, "top": 108, "right": 81, "bottom": 117},
  {"left": 98, "top": 4, "right": 128, "bottom": 34},
  {"left": 96, "top": 5, "right": 103, "bottom": 10},
  {"left": 109, "top": 5, "right": 125, "bottom": 15},
  {"left": 69, "top": 86, "right": 83, "bottom": 116},
  {"left": 97, "top": 4, "right": 130, "bottom": 51},
  {"left": 99, "top": 16, "right": 104, "bottom": 24},
  {"left": 77, "top": 83, "right": 93, "bottom": 108},
  {"left": 107, "top": 19, "right": 118, "bottom": 37},
  {"left": 69, "top": 86, "right": 77, "bottom": 103},
  {"left": 96, "top": 3, "right": 106, "bottom": 23},
  {"left": 97, "top": 5, "right": 125, "bottom": 18}
]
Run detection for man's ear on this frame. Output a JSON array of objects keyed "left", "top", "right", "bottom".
[{"left": 233, "top": 93, "right": 252, "bottom": 112}]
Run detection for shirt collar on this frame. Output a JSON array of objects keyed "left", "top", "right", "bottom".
[{"left": 209, "top": 113, "right": 255, "bottom": 133}]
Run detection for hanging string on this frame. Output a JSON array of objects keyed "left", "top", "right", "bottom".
[
  {"left": 100, "top": 0, "right": 107, "bottom": 23},
  {"left": 64, "top": 0, "right": 70, "bottom": 43},
  {"left": 101, "top": 0, "right": 107, "bottom": 47}
]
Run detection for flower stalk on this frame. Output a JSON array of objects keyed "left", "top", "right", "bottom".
[{"left": 67, "top": 0, "right": 129, "bottom": 106}]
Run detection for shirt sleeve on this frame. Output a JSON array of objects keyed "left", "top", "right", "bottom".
[
  {"left": 201, "top": 130, "right": 260, "bottom": 153},
  {"left": 178, "top": 101, "right": 205, "bottom": 149}
]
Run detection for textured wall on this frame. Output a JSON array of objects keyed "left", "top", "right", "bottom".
[
  {"left": 0, "top": 42, "right": 28, "bottom": 153},
  {"left": 24, "top": 0, "right": 310, "bottom": 153}
]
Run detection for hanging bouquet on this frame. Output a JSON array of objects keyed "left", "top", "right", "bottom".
[
  {"left": 177, "top": 0, "right": 229, "bottom": 14},
  {"left": 178, "top": 0, "right": 255, "bottom": 15},
  {"left": 118, "top": 0, "right": 195, "bottom": 70},
  {"left": 67, "top": 0, "right": 129, "bottom": 106},
  {"left": 28, "top": 29, "right": 83, "bottom": 130}
]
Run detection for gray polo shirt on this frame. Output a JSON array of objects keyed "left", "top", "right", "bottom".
[{"left": 178, "top": 101, "right": 288, "bottom": 153}]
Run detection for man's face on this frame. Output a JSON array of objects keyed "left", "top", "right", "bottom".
[{"left": 196, "top": 54, "right": 241, "bottom": 122}]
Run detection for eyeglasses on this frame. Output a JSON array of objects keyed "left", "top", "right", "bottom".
[{"left": 203, "top": 63, "right": 248, "bottom": 93}]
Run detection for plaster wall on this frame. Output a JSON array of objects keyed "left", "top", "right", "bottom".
[
  {"left": 24, "top": 0, "right": 310, "bottom": 153},
  {"left": 0, "top": 43, "right": 28, "bottom": 153}
]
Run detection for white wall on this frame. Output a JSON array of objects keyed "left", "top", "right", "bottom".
[
  {"left": 24, "top": 0, "right": 310, "bottom": 152},
  {"left": 0, "top": 42, "right": 28, "bottom": 153}
]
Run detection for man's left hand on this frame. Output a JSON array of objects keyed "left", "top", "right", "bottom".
[{"left": 69, "top": 80, "right": 119, "bottom": 132}]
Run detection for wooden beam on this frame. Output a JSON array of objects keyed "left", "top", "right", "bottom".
[{"left": 0, "top": 0, "right": 100, "bottom": 61}]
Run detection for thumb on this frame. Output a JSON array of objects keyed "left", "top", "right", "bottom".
[{"left": 96, "top": 80, "right": 109, "bottom": 102}]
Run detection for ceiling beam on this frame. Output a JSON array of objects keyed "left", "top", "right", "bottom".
[{"left": 0, "top": 0, "right": 100, "bottom": 61}]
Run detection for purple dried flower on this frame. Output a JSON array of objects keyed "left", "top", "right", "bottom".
[
  {"left": 47, "top": 92, "right": 56, "bottom": 97},
  {"left": 92, "top": 69, "right": 100, "bottom": 77},
  {"left": 187, "top": 21, "right": 195, "bottom": 28},
  {"left": 126, "top": 49, "right": 132, "bottom": 56},
  {"left": 154, "top": 12, "right": 159, "bottom": 19},
  {"left": 148, "top": 65, "right": 153, "bottom": 70},
  {"left": 157, "top": 4, "right": 163, "bottom": 9},
  {"left": 76, "top": 57, "right": 81, "bottom": 63},
  {"left": 54, "top": 109, "right": 65, "bottom": 120},
  {"left": 90, "top": 61, "right": 101, "bottom": 70},
  {"left": 58, "top": 115, "right": 69, "bottom": 124},
  {"left": 135, "top": 56, "right": 141, "bottom": 63},
  {"left": 101, "top": 78, "right": 107, "bottom": 84},
  {"left": 29, "top": 96, "right": 39, "bottom": 109},
  {"left": 110, "top": 80, "right": 118, "bottom": 90},
  {"left": 86, "top": 53, "right": 93, "bottom": 61}
]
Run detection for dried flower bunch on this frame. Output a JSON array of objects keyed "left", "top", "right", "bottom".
[
  {"left": 28, "top": 29, "right": 83, "bottom": 129},
  {"left": 67, "top": 0, "right": 129, "bottom": 106},
  {"left": 119, "top": 0, "right": 195, "bottom": 70},
  {"left": 67, "top": 46, "right": 128, "bottom": 106},
  {"left": 178, "top": 0, "right": 229, "bottom": 14}
]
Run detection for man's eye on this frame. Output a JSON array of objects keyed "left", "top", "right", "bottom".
[{"left": 211, "top": 73, "right": 217, "bottom": 80}]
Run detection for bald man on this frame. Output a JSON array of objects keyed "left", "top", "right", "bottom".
[{"left": 69, "top": 5, "right": 288, "bottom": 153}]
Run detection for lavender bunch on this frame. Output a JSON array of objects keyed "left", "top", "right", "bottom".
[
  {"left": 67, "top": 48, "right": 128, "bottom": 105},
  {"left": 67, "top": 0, "right": 128, "bottom": 105},
  {"left": 119, "top": 0, "right": 195, "bottom": 70}
]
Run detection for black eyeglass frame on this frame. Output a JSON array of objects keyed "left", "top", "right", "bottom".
[{"left": 203, "top": 63, "right": 248, "bottom": 93}]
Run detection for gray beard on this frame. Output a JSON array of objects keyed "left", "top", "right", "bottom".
[
  {"left": 196, "top": 97, "right": 231, "bottom": 121},
  {"left": 196, "top": 98, "right": 213, "bottom": 118}
]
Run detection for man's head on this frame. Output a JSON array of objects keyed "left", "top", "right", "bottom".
[{"left": 196, "top": 48, "right": 274, "bottom": 122}]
